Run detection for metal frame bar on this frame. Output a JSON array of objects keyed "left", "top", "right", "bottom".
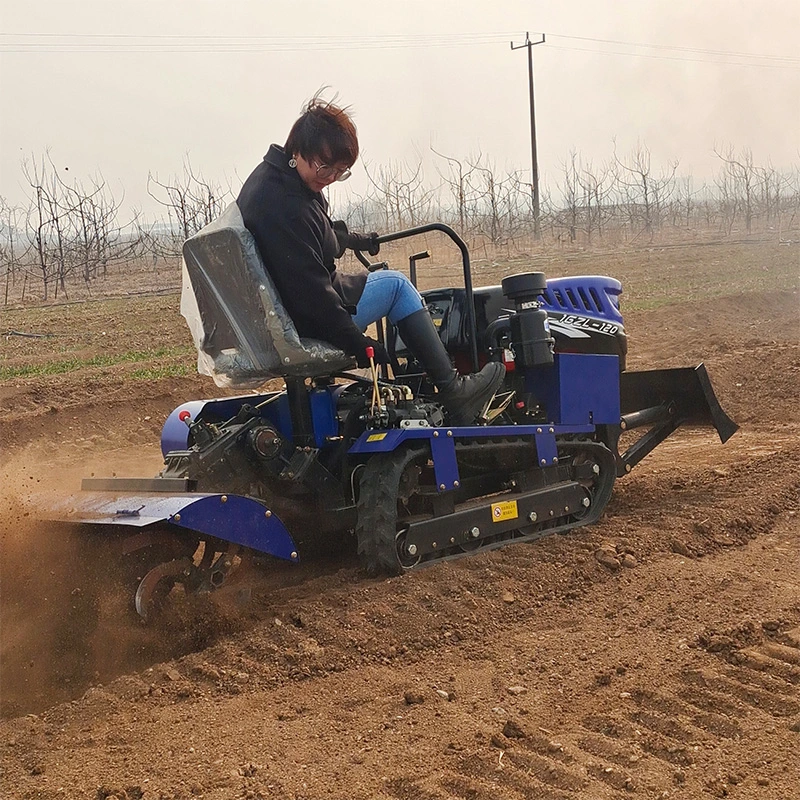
[{"left": 349, "top": 421, "right": 595, "bottom": 492}]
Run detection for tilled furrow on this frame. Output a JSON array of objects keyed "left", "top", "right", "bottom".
[
  {"left": 676, "top": 685, "right": 747, "bottom": 718},
  {"left": 503, "top": 749, "right": 588, "bottom": 792},
  {"left": 735, "top": 648, "right": 800, "bottom": 684},
  {"left": 681, "top": 668, "right": 799, "bottom": 716},
  {"left": 454, "top": 751, "right": 583, "bottom": 799},
  {"left": 762, "top": 641, "right": 800, "bottom": 666}
]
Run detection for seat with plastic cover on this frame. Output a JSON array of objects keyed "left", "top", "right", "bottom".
[{"left": 181, "top": 203, "right": 355, "bottom": 388}]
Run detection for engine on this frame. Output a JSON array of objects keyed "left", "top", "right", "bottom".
[{"left": 396, "top": 274, "right": 628, "bottom": 373}]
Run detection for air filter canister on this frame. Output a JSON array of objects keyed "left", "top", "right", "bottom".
[{"left": 501, "top": 272, "right": 554, "bottom": 368}]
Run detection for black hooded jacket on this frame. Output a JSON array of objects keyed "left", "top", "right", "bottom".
[{"left": 237, "top": 144, "right": 369, "bottom": 355}]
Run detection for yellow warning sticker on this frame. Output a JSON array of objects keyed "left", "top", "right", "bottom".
[
  {"left": 491, "top": 500, "right": 519, "bottom": 523},
  {"left": 366, "top": 432, "right": 388, "bottom": 442}
]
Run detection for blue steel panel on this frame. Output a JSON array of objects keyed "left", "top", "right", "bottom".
[
  {"left": 349, "top": 428, "right": 412, "bottom": 453},
  {"left": 534, "top": 432, "right": 558, "bottom": 465},
  {"left": 170, "top": 494, "right": 299, "bottom": 561},
  {"left": 530, "top": 353, "right": 620, "bottom": 425},
  {"left": 348, "top": 424, "right": 596, "bottom": 454},
  {"left": 310, "top": 387, "right": 338, "bottom": 448},
  {"left": 348, "top": 424, "right": 575, "bottom": 486},
  {"left": 44, "top": 491, "right": 298, "bottom": 562},
  {"left": 542, "top": 276, "right": 623, "bottom": 324},
  {"left": 161, "top": 400, "right": 206, "bottom": 457},
  {"left": 429, "top": 433, "right": 460, "bottom": 490},
  {"left": 195, "top": 394, "right": 273, "bottom": 421},
  {"left": 43, "top": 492, "right": 210, "bottom": 527}
]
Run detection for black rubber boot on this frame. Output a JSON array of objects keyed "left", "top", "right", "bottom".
[{"left": 396, "top": 308, "right": 506, "bottom": 425}]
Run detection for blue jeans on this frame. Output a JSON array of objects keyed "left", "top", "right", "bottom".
[{"left": 351, "top": 270, "right": 424, "bottom": 331}]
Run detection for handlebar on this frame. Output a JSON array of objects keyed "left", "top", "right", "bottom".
[{"left": 372, "top": 224, "right": 479, "bottom": 373}]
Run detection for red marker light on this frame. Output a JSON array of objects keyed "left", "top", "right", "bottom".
[
  {"left": 365, "top": 346, "right": 374, "bottom": 359},
  {"left": 178, "top": 410, "right": 192, "bottom": 423}
]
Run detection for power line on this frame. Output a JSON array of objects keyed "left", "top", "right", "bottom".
[
  {"left": 0, "top": 32, "right": 516, "bottom": 52},
  {"left": 1, "top": 30, "right": 797, "bottom": 69},
  {"left": 546, "top": 43, "right": 800, "bottom": 71},
  {"left": 549, "top": 33, "right": 800, "bottom": 63},
  {"left": 0, "top": 44, "right": 512, "bottom": 54},
  {"left": 3, "top": 30, "right": 798, "bottom": 62},
  {"left": 0, "top": 36, "right": 514, "bottom": 53},
  {"left": 2, "top": 31, "right": 518, "bottom": 40}
]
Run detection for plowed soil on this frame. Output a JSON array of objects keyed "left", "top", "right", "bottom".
[{"left": 1, "top": 240, "right": 799, "bottom": 800}]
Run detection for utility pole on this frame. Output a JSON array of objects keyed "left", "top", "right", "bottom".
[{"left": 511, "top": 32, "right": 546, "bottom": 239}]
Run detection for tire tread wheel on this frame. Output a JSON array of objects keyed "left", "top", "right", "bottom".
[{"left": 356, "top": 445, "right": 426, "bottom": 577}]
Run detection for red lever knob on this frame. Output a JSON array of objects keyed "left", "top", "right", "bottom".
[
  {"left": 178, "top": 410, "right": 192, "bottom": 423},
  {"left": 365, "top": 346, "right": 374, "bottom": 359}
]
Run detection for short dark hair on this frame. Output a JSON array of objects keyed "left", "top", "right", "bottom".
[{"left": 285, "top": 95, "right": 359, "bottom": 166}]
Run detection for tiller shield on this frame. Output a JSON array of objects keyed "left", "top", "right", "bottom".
[
  {"left": 48, "top": 481, "right": 298, "bottom": 563},
  {"left": 41, "top": 485, "right": 300, "bottom": 620}
]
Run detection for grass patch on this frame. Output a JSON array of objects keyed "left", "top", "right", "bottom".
[
  {"left": 0, "top": 346, "right": 193, "bottom": 379},
  {"left": 129, "top": 364, "right": 193, "bottom": 380}
]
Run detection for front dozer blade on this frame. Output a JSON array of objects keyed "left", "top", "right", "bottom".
[
  {"left": 620, "top": 363, "right": 737, "bottom": 441},
  {"left": 615, "top": 363, "right": 738, "bottom": 475}
]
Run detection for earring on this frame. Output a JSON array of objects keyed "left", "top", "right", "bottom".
[{"left": 288, "top": 157, "right": 297, "bottom": 168}]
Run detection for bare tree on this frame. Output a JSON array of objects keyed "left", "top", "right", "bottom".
[
  {"left": 364, "top": 159, "right": 435, "bottom": 231},
  {"left": 754, "top": 161, "right": 791, "bottom": 233},
  {"left": 61, "top": 174, "right": 127, "bottom": 283},
  {"left": 11, "top": 154, "right": 134, "bottom": 300},
  {"left": 613, "top": 141, "right": 679, "bottom": 239},
  {"left": 714, "top": 145, "right": 758, "bottom": 235},
  {"left": 672, "top": 176, "right": 703, "bottom": 231},
  {"left": 147, "top": 156, "right": 232, "bottom": 256},
  {"left": 554, "top": 151, "right": 612, "bottom": 245},
  {"left": 785, "top": 165, "right": 800, "bottom": 234},
  {"left": 21, "top": 155, "right": 61, "bottom": 300},
  {"left": 431, "top": 148, "right": 477, "bottom": 233},
  {"left": 0, "top": 198, "right": 27, "bottom": 305},
  {"left": 468, "top": 153, "right": 507, "bottom": 244},
  {"left": 577, "top": 158, "right": 612, "bottom": 244},
  {"left": 559, "top": 150, "right": 581, "bottom": 244}
]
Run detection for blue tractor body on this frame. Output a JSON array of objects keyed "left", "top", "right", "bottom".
[{"left": 48, "top": 212, "right": 736, "bottom": 619}]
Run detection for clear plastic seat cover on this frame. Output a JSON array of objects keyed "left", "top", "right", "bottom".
[{"left": 181, "top": 203, "right": 354, "bottom": 388}]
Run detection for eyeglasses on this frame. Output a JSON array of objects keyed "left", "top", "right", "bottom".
[{"left": 312, "top": 159, "right": 352, "bottom": 182}]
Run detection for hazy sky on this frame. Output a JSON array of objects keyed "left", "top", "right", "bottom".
[{"left": 1, "top": 0, "right": 798, "bottom": 217}]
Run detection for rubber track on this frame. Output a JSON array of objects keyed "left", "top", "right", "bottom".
[
  {"left": 356, "top": 440, "right": 616, "bottom": 578},
  {"left": 356, "top": 444, "right": 426, "bottom": 577}
]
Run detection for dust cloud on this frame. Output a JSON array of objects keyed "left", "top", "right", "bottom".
[{"left": 0, "top": 449, "right": 249, "bottom": 717}]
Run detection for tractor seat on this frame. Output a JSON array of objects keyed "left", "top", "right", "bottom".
[{"left": 181, "top": 203, "right": 355, "bottom": 388}]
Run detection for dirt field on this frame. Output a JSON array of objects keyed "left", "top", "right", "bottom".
[{"left": 1, "top": 240, "right": 799, "bottom": 800}]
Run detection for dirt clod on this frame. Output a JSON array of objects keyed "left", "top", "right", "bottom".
[
  {"left": 490, "top": 733, "right": 510, "bottom": 749},
  {"left": 670, "top": 538, "right": 693, "bottom": 557},
  {"left": 404, "top": 690, "right": 425, "bottom": 705},
  {"left": 502, "top": 719, "right": 526, "bottom": 739},
  {"left": 595, "top": 546, "right": 621, "bottom": 570}
]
